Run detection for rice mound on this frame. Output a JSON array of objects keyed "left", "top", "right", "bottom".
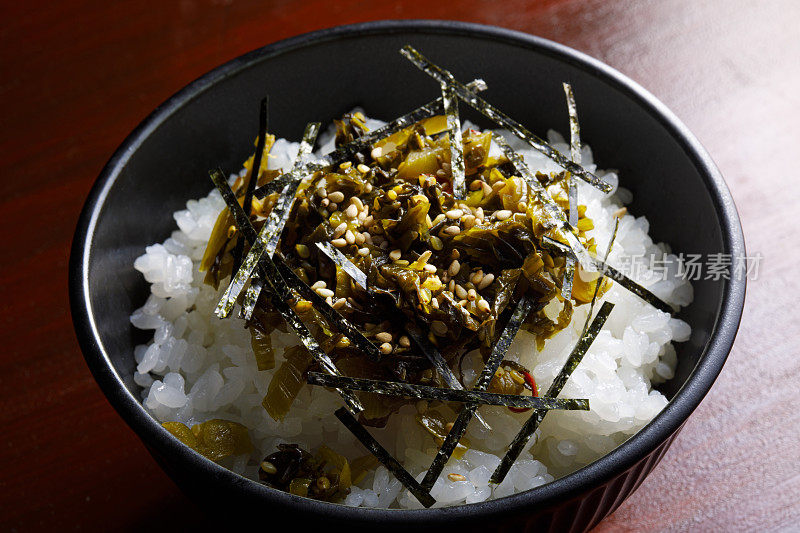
[{"left": 130, "top": 118, "right": 693, "bottom": 508}]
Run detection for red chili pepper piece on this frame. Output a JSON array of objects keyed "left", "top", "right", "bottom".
[{"left": 508, "top": 370, "right": 538, "bottom": 413}]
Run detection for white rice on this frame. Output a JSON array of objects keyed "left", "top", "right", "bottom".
[{"left": 130, "top": 116, "right": 693, "bottom": 508}]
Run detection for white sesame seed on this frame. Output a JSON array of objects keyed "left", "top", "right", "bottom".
[
  {"left": 357, "top": 164, "right": 370, "bottom": 174},
  {"left": 467, "top": 288, "right": 478, "bottom": 301},
  {"left": 333, "top": 222, "right": 347, "bottom": 238},
  {"left": 357, "top": 247, "right": 370, "bottom": 256},
  {"left": 446, "top": 209, "right": 464, "bottom": 220},
  {"left": 471, "top": 270, "right": 484, "bottom": 285},
  {"left": 331, "top": 238, "right": 347, "bottom": 248},
  {"left": 320, "top": 198, "right": 330, "bottom": 208},
  {"left": 328, "top": 191, "right": 345, "bottom": 203},
  {"left": 345, "top": 229, "right": 355, "bottom": 245},
  {"left": 444, "top": 225, "right": 461, "bottom": 236},
  {"left": 477, "top": 298, "right": 491, "bottom": 313},
  {"left": 423, "top": 264, "right": 437, "bottom": 273},
  {"left": 333, "top": 298, "right": 347, "bottom": 310},
  {"left": 352, "top": 196, "right": 364, "bottom": 210},
  {"left": 455, "top": 284, "right": 468, "bottom": 300},
  {"left": 375, "top": 332, "right": 392, "bottom": 343},
  {"left": 462, "top": 214, "right": 476, "bottom": 229},
  {"left": 495, "top": 209, "right": 512, "bottom": 221},
  {"left": 448, "top": 279, "right": 456, "bottom": 292},
  {"left": 448, "top": 260, "right": 461, "bottom": 277},
  {"left": 399, "top": 335, "right": 411, "bottom": 348},
  {"left": 492, "top": 180, "right": 505, "bottom": 192},
  {"left": 481, "top": 182, "right": 492, "bottom": 196},
  {"left": 328, "top": 203, "right": 338, "bottom": 212},
  {"left": 379, "top": 342, "right": 393, "bottom": 355},
  {"left": 476, "top": 207, "right": 485, "bottom": 220},
  {"left": 469, "top": 179, "right": 483, "bottom": 191},
  {"left": 339, "top": 161, "right": 352, "bottom": 170},
  {"left": 345, "top": 204, "right": 358, "bottom": 219},
  {"left": 478, "top": 273, "right": 495, "bottom": 290},
  {"left": 371, "top": 146, "right": 383, "bottom": 159},
  {"left": 389, "top": 249, "right": 402, "bottom": 261},
  {"left": 432, "top": 213, "right": 446, "bottom": 226},
  {"left": 316, "top": 188, "right": 327, "bottom": 198},
  {"left": 316, "top": 288, "right": 335, "bottom": 298},
  {"left": 355, "top": 232, "right": 365, "bottom": 245},
  {"left": 311, "top": 280, "right": 327, "bottom": 290}
]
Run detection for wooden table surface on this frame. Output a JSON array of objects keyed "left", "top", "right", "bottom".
[{"left": 2, "top": 0, "right": 798, "bottom": 530}]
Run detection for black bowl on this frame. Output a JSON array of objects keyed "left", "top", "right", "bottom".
[{"left": 70, "top": 20, "right": 745, "bottom": 531}]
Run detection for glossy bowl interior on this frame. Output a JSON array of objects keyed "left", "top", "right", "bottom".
[{"left": 70, "top": 20, "right": 745, "bottom": 531}]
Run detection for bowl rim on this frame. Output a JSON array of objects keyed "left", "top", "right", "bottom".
[{"left": 69, "top": 19, "right": 746, "bottom": 525}]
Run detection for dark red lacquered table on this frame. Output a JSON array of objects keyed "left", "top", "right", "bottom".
[{"left": 2, "top": 1, "right": 798, "bottom": 530}]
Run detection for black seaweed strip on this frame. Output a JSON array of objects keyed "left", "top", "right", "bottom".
[
  {"left": 307, "top": 373, "right": 589, "bottom": 411},
  {"left": 232, "top": 97, "right": 269, "bottom": 276},
  {"left": 562, "top": 82, "right": 580, "bottom": 300},
  {"left": 420, "top": 296, "right": 534, "bottom": 491},
  {"left": 209, "top": 170, "right": 363, "bottom": 413},
  {"left": 273, "top": 256, "right": 382, "bottom": 362},
  {"left": 601, "top": 263, "right": 675, "bottom": 314},
  {"left": 334, "top": 407, "right": 436, "bottom": 508},
  {"left": 315, "top": 242, "right": 369, "bottom": 290},
  {"left": 400, "top": 46, "right": 612, "bottom": 193},
  {"left": 441, "top": 84, "right": 466, "bottom": 199},
  {"left": 490, "top": 301, "right": 614, "bottom": 484}
]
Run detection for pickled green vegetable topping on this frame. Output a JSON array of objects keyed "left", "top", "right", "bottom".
[{"left": 193, "top": 45, "right": 676, "bottom": 507}]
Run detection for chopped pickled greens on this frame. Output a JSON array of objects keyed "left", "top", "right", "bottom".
[
  {"left": 192, "top": 46, "right": 685, "bottom": 506},
  {"left": 162, "top": 419, "right": 253, "bottom": 462}
]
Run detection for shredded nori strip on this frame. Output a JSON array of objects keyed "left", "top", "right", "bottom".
[
  {"left": 404, "top": 323, "right": 492, "bottom": 431},
  {"left": 273, "top": 256, "right": 382, "bottom": 362},
  {"left": 307, "top": 373, "right": 589, "bottom": 411},
  {"left": 493, "top": 133, "right": 597, "bottom": 272},
  {"left": 232, "top": 97, "right": 269, "bottom": 276},
  {"left": 562, "top": 82, "right": 580, "bottom": 301},
  {"left": 315, "top": 242, "right": 368, "bottom": 290},
  {"left": 209, "top": 170, "right": 363, "bottom": 414},
  {"left": 334, "top": 407, "right": 436, "bottom": 508},
  {"left": 420, "top": 296, "right": 534, "bottom": 491},
  {"left": 400, "top": 45, "right": 612, "bottom": 193},
  {"left": 441, "top": 84, "right": 466, "bottom": 199},
  {"left": 265, "top": 122, "right": 321, "bottom": 256},
  {"left": 239, "top": 122, "right": 321, "bottom": 320},
  {"left": 490, "top": 301, "right": 615, "bottom": 484}
]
